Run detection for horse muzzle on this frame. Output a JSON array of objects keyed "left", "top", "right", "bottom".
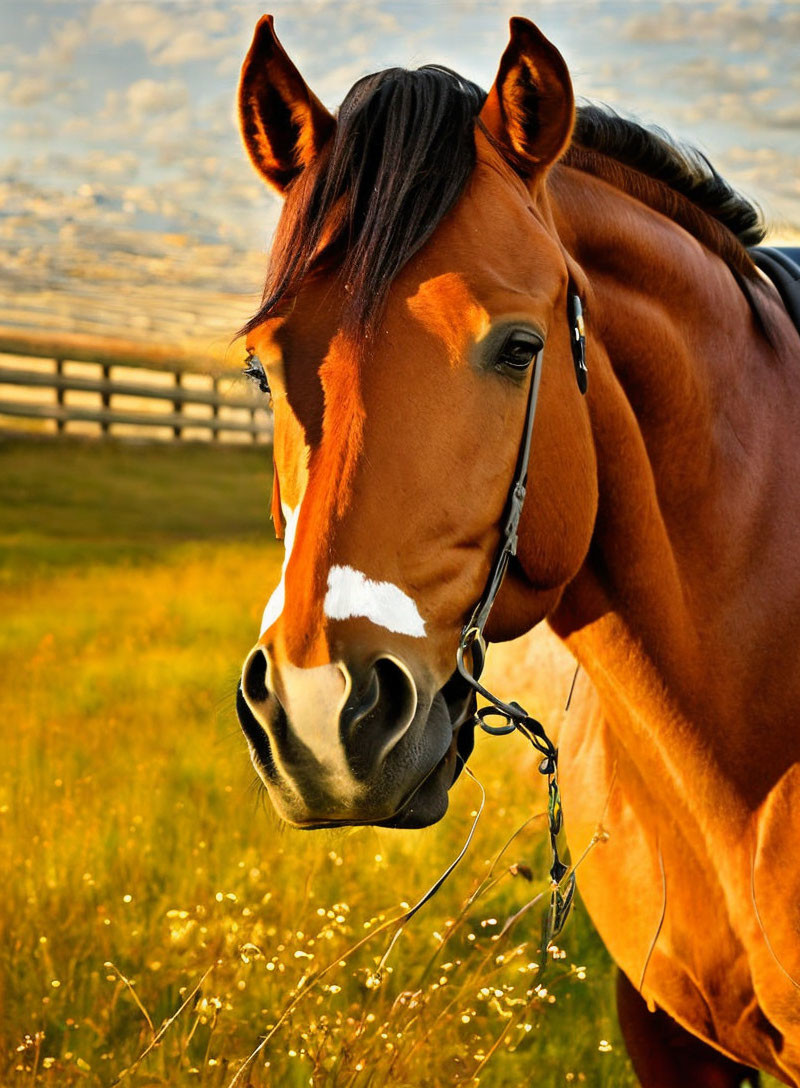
[{"left": 236, "top": 647, "right": 475, "bottom": 828}]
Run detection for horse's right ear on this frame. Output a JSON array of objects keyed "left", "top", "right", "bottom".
[{"left": 238, "top": 15, "right": 336, "bottom": 194}]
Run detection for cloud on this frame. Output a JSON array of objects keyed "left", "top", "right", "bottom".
[
  {"left": 87, "top": 2, "right": 175, "bottom": 57},
  {"left": 142, "top": 112, "right": 194, "bottom": 163},
  {"left": 81, "top": 150, "right": 141, "bottom": 177},
  {"left": 313, "top": 60, "right": 376, "bottom": 105},
  {"left": 55, "top": 81, "right": 194, "bottom": 146},
  {"left": 154, "top": 28, "right": 220, "bottom": 65},
  {"left": 7, "top": 119, "right": 51, "bottom": 143},
  {"left": 669, "top": 56, "right": 770, "bottom": 94},
  {"left": 125, "top": 78, "right": 188, "bottom": 121},
  {"left": 1, "top": 16, "right": 88, "bottom": 106},
  {"left": 87, "top": 1, "right": 236, "bottom": 66},
  {"left": 6, "top": 16, "right": 85, "bottom": 75},
  {"left": 769, "top": 106, "right": 800, "bottom": 130},
  {"left": 623, "top": 2, "right": 800, "bottom": 50},
  {"left": 663, "top": 87, "right": 800, "bottom": 135},
  {"left": 20, "top": 148, "right": 140, "bottom": 180},
  {"left": 47, "top": 19, "right": 84, "bottom": 65},
  {"left": 2, "top": 0, "right": 799, "bottom": 253},
  {"left": 8, "top": 74, "right": 57, "bottom": 106}
]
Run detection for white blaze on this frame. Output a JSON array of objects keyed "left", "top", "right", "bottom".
[
  {"left": 260, "top": 502, "right": 300, "bottom": 636},
  {"left": 323, "top": 565, "right": 426, "bottom": 637}
]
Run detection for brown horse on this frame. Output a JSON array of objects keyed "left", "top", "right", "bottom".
[{"left": 234, "top": 14, "right": 800, "bottom": 1086}]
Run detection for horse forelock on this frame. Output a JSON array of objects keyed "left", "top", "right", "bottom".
[{"left": 242, "top": 65, "right": 487, "bottom": 340}]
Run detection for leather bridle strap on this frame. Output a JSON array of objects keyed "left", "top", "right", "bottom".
[
  {"left": 455, "top": 286, "right": 586, "bottom": 706},
  {"left": 454, "top": 290, "right": 587, "bottom": 953},
  {"left": 459, "top": 343, "right": 544, "bottom": 647},
  {"left": 454, "top": 344, "right": 554, "bottom": 756}
]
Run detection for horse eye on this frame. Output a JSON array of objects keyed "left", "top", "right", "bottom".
[
  {"left": 243, "top": 353, "right": 271, "bottom": 395},
  {"left": 496, "top": 330, "right": 543, "bottom": 372}
]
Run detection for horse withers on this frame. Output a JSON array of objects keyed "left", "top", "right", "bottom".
[{"left": 234, "top": 14, "right": 800, "bottom": 1086}]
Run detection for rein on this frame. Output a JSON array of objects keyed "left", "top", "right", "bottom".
[{"left": 455, "top": 288, "right": 587, "bottom": 956}]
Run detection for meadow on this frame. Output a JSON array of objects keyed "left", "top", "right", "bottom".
[{"left": 0, "top": 437, "right": 636, "bottom": 1087}]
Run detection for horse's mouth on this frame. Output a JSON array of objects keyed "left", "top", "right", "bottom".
[
  {"left": 239, "top": 667, "right": 477, "bottom": 830},
  {"left": 372, "top": 688, "right": 476, "bottom": 829},
  {"left": 283, "top": 712, "right": 475, "bottom": 830},
  {"left": 383, "top": 722, "right": 476, "bottom": 828}
]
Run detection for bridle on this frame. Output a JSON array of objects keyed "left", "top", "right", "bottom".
[
  {"left": 455, "top": 287, "right": 587, "bottom": 954},
  {"left": 243, "top": 282, "right": 588, "bottom": 958}
]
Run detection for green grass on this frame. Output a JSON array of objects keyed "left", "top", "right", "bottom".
[
  {"left": 0, "top": 438, "right": 634, "bottom": 1087},
  {"left": 0, "top": 439, "right": 273, "bottom": 577}
]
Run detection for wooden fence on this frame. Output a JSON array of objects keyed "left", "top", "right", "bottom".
[{"left": 0, "top": 326, "right": 272, "bottom": 442}]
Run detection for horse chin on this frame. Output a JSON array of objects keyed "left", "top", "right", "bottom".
[
  {"left": 373, "top": 682, "right": 477, "bottom": 830},
  {"left": 373, "top": 713, "right": 475, "bottom": 829}
]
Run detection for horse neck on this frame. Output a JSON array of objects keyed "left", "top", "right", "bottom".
[{"left": 546, "top": 164, "right": 799, "bottom": 796}]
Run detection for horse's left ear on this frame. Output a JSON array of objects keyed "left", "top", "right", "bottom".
[
  {"left": 238, "top": 14, "right": 336, "bottom": 194},
  {"left": 479, "top": 17, "right": 574, "bottom": 176}
]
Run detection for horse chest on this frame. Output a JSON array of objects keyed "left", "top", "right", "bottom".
[{"left": 559, "top": 707, "right": 800, "bottom": 1077}]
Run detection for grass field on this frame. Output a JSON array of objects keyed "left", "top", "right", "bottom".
[{"left": 0, "top": 438, "right": 635, "bottom": 1087}]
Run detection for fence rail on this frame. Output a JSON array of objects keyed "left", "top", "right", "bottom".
[{"left": 0, "top": 326, "right": 272, "bottom": 442}]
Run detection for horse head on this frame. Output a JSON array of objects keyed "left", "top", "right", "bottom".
[{"left": 235, "top": 16, "right": 597, "bottom": 829}]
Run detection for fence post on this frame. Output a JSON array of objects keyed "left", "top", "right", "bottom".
[
  {"left": 55, "top": 358, "right": 65, "bottom": 435},
  {"left": 212, "top": 377, "right": 219, "bottom": 442},
  {"left": 251, "top": 407, "right": 258, "bottom": 442},
  {"left": 100, "top": 364, "right": 111, "bottom": 435},
  {"left": 173, "top": 371, "right": 183, "bottom": 439}
]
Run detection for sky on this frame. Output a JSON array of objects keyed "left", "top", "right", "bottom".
[{"left": 1, "top": 0, "right": 799, "bottom": 339}]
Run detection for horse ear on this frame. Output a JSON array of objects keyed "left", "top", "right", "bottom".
[
  {"left": 239, "top": 15, "right": 336, "bottom": 194},
  {"left": 479, "top": 17, "right": 574, "bottom": 175}
]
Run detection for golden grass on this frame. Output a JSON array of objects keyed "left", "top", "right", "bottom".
[{"left": 0, "top": 440, "right": 635, "bottom": 1087}]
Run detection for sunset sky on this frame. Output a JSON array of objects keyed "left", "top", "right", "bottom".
[{"left": 1, "top": 1, "right": 798, "bottom": 341}]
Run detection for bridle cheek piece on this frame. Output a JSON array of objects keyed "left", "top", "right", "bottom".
[{"left": 455, "top": 289, "right": 587, "bottom": 955}]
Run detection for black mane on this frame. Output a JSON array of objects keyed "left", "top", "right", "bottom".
[
  {"left": 569, "top": 103, "right": 765, "bottom": 247},
  {"left": 244, "top": 67, "right": 764, "bottom": 337}
]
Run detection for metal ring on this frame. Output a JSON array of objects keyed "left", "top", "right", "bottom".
[{"left": 476, "top": 706, "right": 517, "bottom": 736}]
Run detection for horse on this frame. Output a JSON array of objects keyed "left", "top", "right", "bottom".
[{"left": 233, "top": 14, "right": 800, "bottom": 1086}]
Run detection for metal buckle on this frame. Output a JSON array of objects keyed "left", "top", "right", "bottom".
[{"left": 570, "top": 293, "right": 588, "bottom": 394}]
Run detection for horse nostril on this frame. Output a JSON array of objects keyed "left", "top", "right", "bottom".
[
  {"left": 340, "top": 666, "right": 381, "bottom": 735},
  {"left": 373, "top": 655, "right": 417, "bottom": 731},
  {"left": 338, "top": 655, "right": 419, "bottom": 771},
  {"left": 243, "top": 646, "right": 269, "bottom": 703}
]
